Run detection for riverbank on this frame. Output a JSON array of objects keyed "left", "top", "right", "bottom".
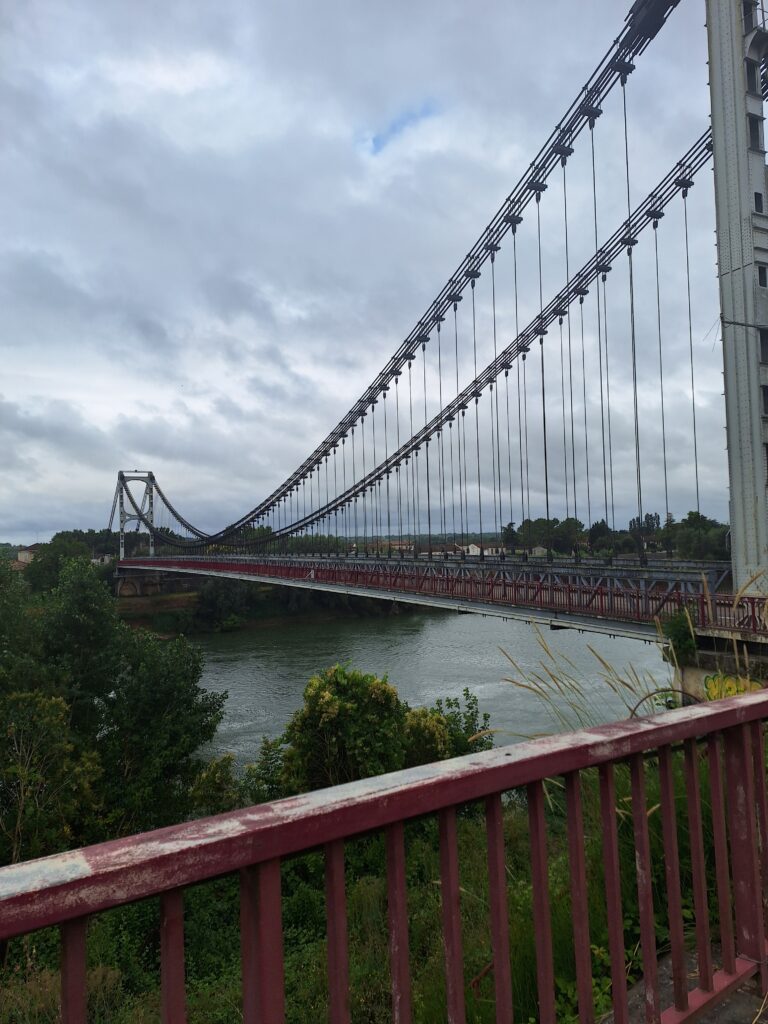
[{"left": 117, "top": 579, "right": 425, "bottom": 636}]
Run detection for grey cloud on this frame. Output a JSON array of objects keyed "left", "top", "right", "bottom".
[{"left": 0, "top": 0, "right": 729, "bottom": 541}]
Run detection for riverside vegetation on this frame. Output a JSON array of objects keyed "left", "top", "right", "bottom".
[{"left": 0, "top": 558, "right": 729, "bottom": 1021}]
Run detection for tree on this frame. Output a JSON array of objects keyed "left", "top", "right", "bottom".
[
  {"left": 98, "top": 628, "right": 226, "bottom": 833},
  {"left": 501, "top": 522, "right": 519, "bottom": 548},
  {"left": 518, "top": 518, "right": 552, "bottom": 550},
  {"left": 552, "top": 518, "right": 584, "bottom": 554},
  {"left": 40, "top": 559, "right": 120, "bottom": 740},
  {"left": 24, "top": 537, "right": 91, "bottom": 593},
  {"left": 0, "top": 692, "right": 99, "bottom": 865},
  {"left": 588, "top": 519, "right": 611, "bottom": 551},
  {"left": 283, "top": 664, "right": 407, "bottom": 791}
]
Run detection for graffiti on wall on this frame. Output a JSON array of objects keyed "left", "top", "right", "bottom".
[{"left": 703, "top": 673, "right": 763, "bottom": 701}]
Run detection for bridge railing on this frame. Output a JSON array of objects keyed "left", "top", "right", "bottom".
[
  {"left": 2, "top": 693, "right": 768, "bottom": 1022},
  {"left": 123, "top": 556, "right": 768, "bottom": 637}
]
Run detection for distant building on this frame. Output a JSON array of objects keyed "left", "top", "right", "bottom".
[
  {"left": 16, "top": 544, "right": 41, "bottom": 565},
  {"left": 530, "top": 545, "right": 548, "bottom": 558},
  {"left": 462, "top": 544, "right": 504, "bottom": 557}
]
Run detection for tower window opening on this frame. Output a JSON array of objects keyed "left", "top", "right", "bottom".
[
  {"left": 759, "top": 264, "right": 768, "bottom": 287},
  {"left": 747, "top": 59, "right": 760, "bottom": 94},
  {"left": 757, "top": 192, "right": 765, "bottom": 213},
  {"left": 762, "top": 384, "right": 768, "bottom": 415},
  {"left": 749, "top": 114, "right": 763, "bottom": 151},
  {"left": 760, "top": 329, "right": 768, "bottom": 363}
]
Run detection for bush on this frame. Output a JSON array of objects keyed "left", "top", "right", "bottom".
[
  {"left": 283, "top": 665, "right": 408, "bottom": 790},
  {"left": 663, "top": 609, "right": 697, "bottom": 667}
]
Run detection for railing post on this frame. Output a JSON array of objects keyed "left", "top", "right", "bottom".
[
  {"left": 240, "top": 860, "right": 285, "bottom": 1024},
  {"left": 325, "top": 840, "right": 350, "bottom": 1024},
  {"left": 438, "top": 806, "right": 466, "bottom": 1023},
  {"left": 723, "top": 724, "right": 767, "bottom": 989},
  {"left": 599, "top": 764, "right": 629, "bottom": 1024},
  {"left": 386, "top": 822, "right": 413, "bottom": 1023},
  {"left": 160, "top": 889, "right": 187, "bottom": 1023},
  {"left": 61, "top": 917, "right": 88, "bottom": 1024},
  {"left": 528, "top": 780, "right": 556, "bottom": 1023},
  {"left": 485, "top": 794, "right": 513, "bottom": 1024},
  {"left": 630, "top": 754, "right": 660, "bottom": 1023}
]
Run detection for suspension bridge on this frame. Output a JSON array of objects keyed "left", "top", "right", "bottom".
[
  {"left": 11, "top": 4, "right": 768, "bottom": 1023},
  {"left": 112, "top": 0, "right": 768, "bottom": 647}
]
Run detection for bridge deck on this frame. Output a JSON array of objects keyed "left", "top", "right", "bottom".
[{"left": 119, "top": 556, "right": 762, "bottom": 643}]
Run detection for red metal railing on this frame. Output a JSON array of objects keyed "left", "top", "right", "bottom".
[
  {"left": 2, "top": 693, "right": 768, "bottom": 1022},
  {"left": 123, "top": 557, "right": 768, "bottom": 637}
]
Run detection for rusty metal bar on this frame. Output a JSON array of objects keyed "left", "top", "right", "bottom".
[
  {"left": 61, "top": 916, "right": 88, "bottom": 1024},
  {"left": 658, "top": 747, "right": 688, "bottom": 1011},
  {"left": 386, "top": 822, "right": 413, "bottom": 1024},
  {"left": 723, "top": 725, "right": 767, "bottom": 989},
  {"left": 485, "top": 793, "right": 513, "bottom": 1024},
  {"left": 682, "top": 740, "right": 713, "bottom": 991},
  {"left": 439, "top": 806, "right": 466, "bottom": 1024},
  {"left": 325, "top": 840, "right": 350, "bottom": 1024},
  {"left": 599, "top": 763, "right": 629, "bottom": 1024},
  {"left": 706, "top": 734, "right": 735, "bottom": 974},
  {"left": 750, "top": 721, "right": 768, "bottom": 917},
  {"left": 630, "top": 753, "right": 660, "bottom": 1024},
  {"left": 565, "top": 772, "right": 594, "bottom": 1024},
  {"left": 239, "top": 859, "right": 286, "bottom": 1024},
  {"left": 160, "top": 889, "right": 186, "bottom": 1023},
  {"left": 528, "top": 780, "right": 556, "bottom": 1024}
]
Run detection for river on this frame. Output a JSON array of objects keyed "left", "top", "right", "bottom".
[{"left": 197, "top": 609, "right": 672, "bottom": 763}]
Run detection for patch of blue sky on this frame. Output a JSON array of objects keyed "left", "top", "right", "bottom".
[{"left": 367, "top": 99, "right": 440, "bottom": 155}]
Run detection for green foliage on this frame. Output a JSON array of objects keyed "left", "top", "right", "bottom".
[
  {"left": 24, "top": 537, "right": 91, "bottom": 593},
  {"left": 99, "top": 628, "right": 225, "bottom": 833},
  {"left": 40, "top": 559, "right": 120, "bottom": 739},
  {"left": 588, "top": 518, "right": 611, "bottom": 550},
  {"left": 426, "top": 688, "right": 492, "bottom": 758},
  {"left": 662, "top": 609, "right": 698, "bottom": 667},
  {"left": 0, "top": 557, "right": 227, "bottom": 855},
  {"left": 673, "top": 511, "right": 729, "bottom": 560},
  {"left": 0, "top": 692, "right": 100, "bottom": 863},
  {"left": 284, "top": 664, "right": 408, "bottom": 790}
]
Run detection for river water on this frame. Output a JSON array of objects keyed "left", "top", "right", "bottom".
[{"left": 197, "top": 610, "right": 672, "bottom": 763}]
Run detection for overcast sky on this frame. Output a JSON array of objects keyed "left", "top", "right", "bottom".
[{"left": 1, "top": 0, "right": 724, "bottom": 544}]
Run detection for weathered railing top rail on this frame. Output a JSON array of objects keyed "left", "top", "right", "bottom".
[{"left": 4, "top": 691, "right": 768, "bottom": 1022}]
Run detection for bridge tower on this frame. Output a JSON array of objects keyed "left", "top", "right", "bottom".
[
  {"left": 110, "top": 471, "right": 155, "bottom": 559},
  {"left": 708, "top": 0, "right": 768, "bottom": 591}
]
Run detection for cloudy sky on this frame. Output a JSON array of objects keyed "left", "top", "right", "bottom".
[{"left": 1, "top": 0, "right": 724, "bottom": 543}]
